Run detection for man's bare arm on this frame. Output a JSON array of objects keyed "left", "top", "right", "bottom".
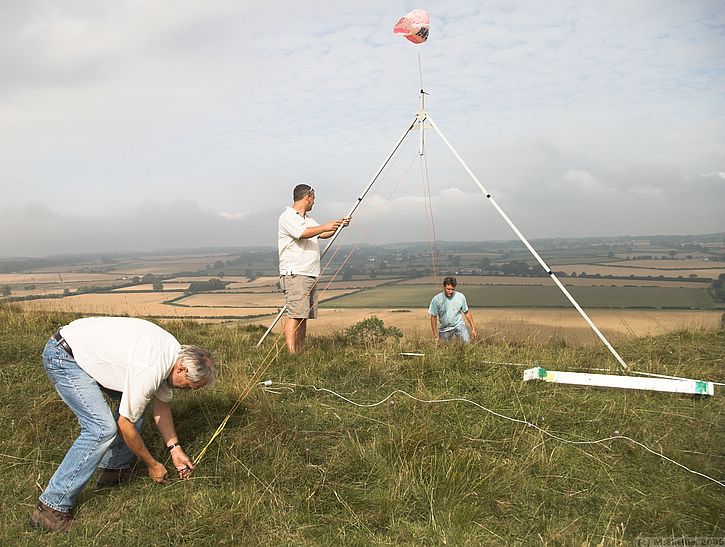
[
  {"left": 464, "top": 310, "right": 477, "bottom": 338},
  {"left": 300, "top": 217, "right": 350, "bottom": 240},
  {"left": 152, "top": 397, "right": 194, "bottom": 480},
  {"left": 430, "top": 315, "right": 438, "bottom": 337},
  {"left": 116, "top": 415, "right": 168, "bottom": 483}
]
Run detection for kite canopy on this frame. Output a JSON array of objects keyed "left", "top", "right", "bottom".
[{"left": 393, "top": 9, "right": 429, "bottom": 44}]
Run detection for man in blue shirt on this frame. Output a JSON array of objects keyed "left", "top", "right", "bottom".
[{"left": 428, "top": 277, "right": 477, "bottom": 343}]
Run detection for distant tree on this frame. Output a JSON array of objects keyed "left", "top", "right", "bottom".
[
  {"left": 152, "top": 281, "right": 164, "bottom": 291},
  {"left": 186, "top": 278, "right": 229, "bottom": 294},
  {"left": 63, "top": 288, "right": 71, "bottom": 296},
  {"left": 132, "top": 276, "right": 141, "bottom": 284},
  {"left": 1, "top": 285, "right": 11, "bottom": 297},
  {"left": 214, "top": 260, "right": 225, "bottom": 269}
]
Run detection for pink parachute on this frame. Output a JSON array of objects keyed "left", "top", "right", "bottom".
[{"left": 393, "top": 9, "right": 430, "bottom": 44}]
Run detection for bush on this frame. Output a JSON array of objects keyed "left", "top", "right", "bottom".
[{"left": 341, "top": 316, "right": 402, "bottom": 347}]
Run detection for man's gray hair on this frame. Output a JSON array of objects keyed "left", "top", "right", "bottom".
[{"left": 177, "top": 345, "right": 216, "bottom": 385}]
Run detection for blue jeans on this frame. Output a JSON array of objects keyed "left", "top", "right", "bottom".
[
  {"left": 438, "top": 323, "right": 470, "bottom": 343},
  {"left": 39, "top": 338, "right": 143, "bottom": 513}
]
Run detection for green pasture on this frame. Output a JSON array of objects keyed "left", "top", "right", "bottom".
[{"left": 322, "top": 284, "right": 716, "bottom": 309}]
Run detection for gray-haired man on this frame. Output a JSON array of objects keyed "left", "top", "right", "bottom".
[{"left": 29, "top": 317, "right": 215, "bottom": 532}]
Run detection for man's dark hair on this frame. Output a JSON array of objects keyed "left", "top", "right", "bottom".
[
  {"left": 293, "top": 184, "right": 314, "bottom": 202},
  {"left": 443, "top": 276, "right": 457, "bottom": 287}
]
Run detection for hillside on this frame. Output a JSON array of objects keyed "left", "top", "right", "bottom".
[{"left": 1, "top": 305, "right": 724, "bottom": 544}]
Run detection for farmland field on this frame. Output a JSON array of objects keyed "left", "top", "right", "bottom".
[
  {"left": 167, "top": 276, "right": 278, "bottom": 287},
  {"left": 551, "top": 263, "right": 725, "bottom": 279},
  {"left": 608, "top": 258, "right": 724, "bottom": 269},
  {"left": 176, "top": 288, "right": 356, "bottom": 308},
  {"left": 324, "top": 284, "right": 716, "bottom": 309},
  {"left": 2, "top": 236, "right": 723, "bottom": 345},
  {"left": 108, "top": 255, "right": 235, "bottom": 275},
  {"left": 0, "top": 272, "right": 121, "bottom": 284},
  {"left": 112, "top": 283, "right": 191, "bottom": 292},
  {"left": 294, "top": 308, "right": 723, "bottom": 345},
  {"left": 401, "top": 275, "right": 712, "bottom": 289},
  {"left": 17, "top": 293, "right": 278, "bottom": 318}
]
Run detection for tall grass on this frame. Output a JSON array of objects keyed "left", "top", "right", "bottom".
[{"left": 1, "top": 304, "right": 723, "bottom": 545}]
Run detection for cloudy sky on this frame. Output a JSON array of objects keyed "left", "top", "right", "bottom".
[{"left": 1, "top": 1, "right": 724, "bottom": 257}]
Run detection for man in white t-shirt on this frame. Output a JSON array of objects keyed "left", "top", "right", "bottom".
[
  {"left": 278, "top": 184, "right": 350, "bottom": 353},
  {"left": 29, "top": 317, "right": 215, "bottom": 532}
]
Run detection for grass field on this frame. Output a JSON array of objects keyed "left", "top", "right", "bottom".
[
  {"left": 112, "top": 283, "right": 191, "bottom": 292},
  {"left": 1, "top": 305, "right": 723, "bottom": 544},
  {"left": 401, "top": 275, "right": 712, "bottom": 288},
  {"left": 177, "top": 289, "right": 356, "bottom": 308},
  {"left": 606, "top": 259, "right": 724, "bottom": 269},
  {"left": 324, "top": 285, "right": 716, "bottom": 309},
  {"left": 17, "top": 294, "right": 279, "bottom": 319},
  {"left": 106, "top": 255, "right": 235, "bottom": 275},
  {"left": 550, "top": 264, "right": 725, "bottom": 279},
  {"left": 0, "top": 273, "right": 122, "bottom": 284},
  {"left": 292, "top": 308, "right": 724, "bottom": 346}
]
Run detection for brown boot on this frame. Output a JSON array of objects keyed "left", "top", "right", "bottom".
[
  {"left": 29, "top": 501, "right": 75, "bottom": 532},
  {"left": 95, "top": 466, "right": 138, "bottom": 488}
]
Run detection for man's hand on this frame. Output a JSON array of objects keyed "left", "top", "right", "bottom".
[
  {"left": 170, "top": 447, "right": 195, "bottom": 480},
  {"left": 322, "top": 219, "right": 343, "bottom": 232},
  {"left": 470, "top": 327, "right": 477, "bottom": 339},
  {"left": 148, "top": 461, "right": 169, "bottom": 484}
]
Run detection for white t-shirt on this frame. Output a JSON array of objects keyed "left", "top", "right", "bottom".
[
  {"left": 278, "top": 206, "right": 321, "bottom": 277},
  {"left": 60, "top": 317, "right": 179, "bottom": 422}
]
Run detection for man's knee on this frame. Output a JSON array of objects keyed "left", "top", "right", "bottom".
[{"left": 84, "top": 417, "right": 118, "bottom": 446}]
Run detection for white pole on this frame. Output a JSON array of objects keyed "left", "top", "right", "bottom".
[
  {"left": 256, "top": 117, "right": 419, "bottom": 347},
  {"left": 427, "top": 116, "right": 629, "bottom": 371}
]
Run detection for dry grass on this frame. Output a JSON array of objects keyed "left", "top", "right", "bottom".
[
  {"left": 256, "top": 308, "right": 723, "bottom": 347},
  {"left": 0, "top": 272, "right": 120, "bottom": 283},
  {"left": 17, "top": 293, "right": 278, "bottom": 318}
]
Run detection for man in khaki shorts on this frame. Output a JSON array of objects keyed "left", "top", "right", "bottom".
[{"left": 278, "top": 184, "right": 349, "bottom": 352}]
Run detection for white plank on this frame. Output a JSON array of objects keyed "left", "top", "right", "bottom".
[{"left": 523, "top": 367, "right": 714, "bottom": 396}]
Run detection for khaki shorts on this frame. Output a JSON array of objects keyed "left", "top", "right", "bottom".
[{"left": 280, "top": 275, "right": 318, "bottom": 319}]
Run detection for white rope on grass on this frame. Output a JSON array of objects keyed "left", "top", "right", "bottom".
[{"left": 260, "top": 381, "right": 725, "bottom": 489}]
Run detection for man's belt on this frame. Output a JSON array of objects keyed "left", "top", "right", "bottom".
[{"left": 53, "top": 331, "right": 74, "bottom": 358}]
